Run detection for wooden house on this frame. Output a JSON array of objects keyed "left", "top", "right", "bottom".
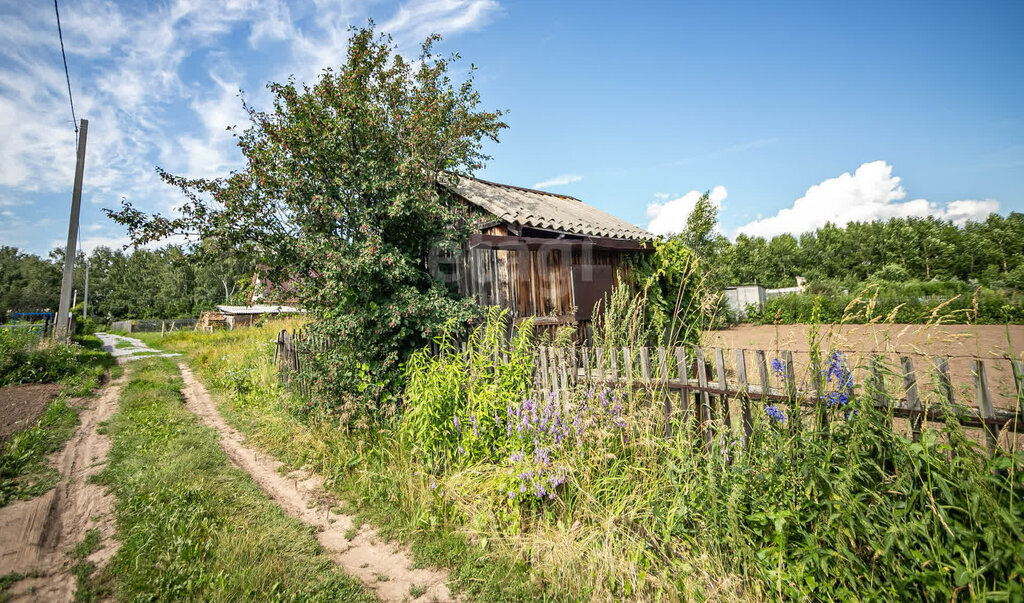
[{"left": 438, "top": 175, "right": 653, "bottom": 338}]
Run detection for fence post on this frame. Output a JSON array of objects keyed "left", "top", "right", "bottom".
[
  {"left": 623, "top": 347, "right": 634, "bottom": 387},
  {"left": 595, "top": 347, "right": 605, "bottom": 383},
  {"left": 539, "top": 346, "right": 550, "bottom": 392},
  {"left": 609, "top": 347, "right": 619, "bottom": 383},
  {"left": 869, "top": 356, "right": 890, "bottom": 426},
  {"left": 901, "top": 357, "right": 922, "bottom": 441},
  {"left": 973, "top": 359, "right": 997, "bottom": 454},
  {"left": 639, "top": 347, "right": 651, "bottom": 384},
  {"left": 735, "top": 349, "right": 753, "bottom": 442},
  {"left": 696, "top": 347, "right": 712, "bottom": 446},
  {"left": 674, "top": 347, "right": 690, "bottom": 419},
  {"left": 783, "top": 351, "right": 798, "bottom": 433},
  {"left": 714, "top": 348, "right": 732, "bottom": 429},
  {"left": 811, "top": 351, "right": 828, "bottom": 433},
  {"left": 933, "top": 357, "right": 954, "bottom": 407},
  {"left": 658, "top": 347, "right": 671, "bottom": 435},
  {"left": 755, "top": 350, "right": 770, "bottom": 401}
]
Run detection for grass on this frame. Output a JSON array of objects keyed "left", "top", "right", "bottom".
[
  {"left": 139, "top": 322, "right": 551, "bottom": 602},
  {"left": 69, "top": 529, "right": 106, "bottom": 602},
  {"left": 92, "top": 357, "right": 373, "bottom": 601},
  {"left": 0, "top": 334, "right": 119, "bottom": 508}
]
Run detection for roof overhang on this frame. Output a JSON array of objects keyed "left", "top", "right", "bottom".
[{"left": 467, "top": 233, "right": 654, "bottom": 252}]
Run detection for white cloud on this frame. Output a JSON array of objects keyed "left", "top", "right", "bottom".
[
  {"left": 646, "top": 185, "right": 727, "bottom": 236},
  {"left": 735, "top": 161, "right": 999, "bottom": 239},
  {"left": 533, "top": 174, "right": 582, "bottom": 189},
  {"left": 0, "top": 0, "right": 503, "bottom": 255},
  {"left": 653, "top": 192, "right": 672, "bottom": 200}
]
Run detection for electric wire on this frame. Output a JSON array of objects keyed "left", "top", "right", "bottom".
[{"left": 53, "top": 0, "right": 78, "bottom": 134}]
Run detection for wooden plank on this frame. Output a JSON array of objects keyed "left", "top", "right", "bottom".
[
  {"left": 539, "top": 346, "right": 549, "bottom": 392},
  {"left": 623, "top": 347, "right": 634, "bottom": 385},
  {"left": 714, "top": 348, "right": 732, "bottom": 428},
  {"left": 696, "top": 347, "right": 712, "bottom": 445},
  {"left": 735, "top": 349, "right": 753, "bottom": 442},
  {"left": 675, "top": 347, "right": 690, "bottom": 416},
  {"left": 783, "top": 351, "right": 797, "bottom": 432},
  {"left": 609, "top": 346, "right": 619, "bottom": 383},
  {"left": 973, "top": 359, "right": 997, "bottom": 454},
  {"left": 933, "top": 357, "right": 954, "bottom": 406},
  {"left": 658, "top": 347, "right": 671, "bottom": 434},
  {"left": 640, "top": 347, "right": 651, "bottom": 383},
  {"left": 755, "top": 350, "right": 770, "bottom": 400},
  {"left": 902, "top": 356, "right": 922, "bottom": 441},
  {"left": 595, "top": 347, "right": 605, "bottom": 382},
  {"left": 811, "top": 352, "right": 828, "bottom": 432}
]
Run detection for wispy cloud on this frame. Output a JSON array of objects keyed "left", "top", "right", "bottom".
[
  {"left": 533, "top": 173, "right": 582, "bottom": 189},
  {"left": 0, "top": 0, "right": 503, "bottom": 255}
]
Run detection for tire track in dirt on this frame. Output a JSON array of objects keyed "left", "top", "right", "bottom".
[
  {"left": 177, "top": 363, "right": 455, "bottom": 603},
  {"left": 0, "top": 375, "right": 124, "bottom": 601}
]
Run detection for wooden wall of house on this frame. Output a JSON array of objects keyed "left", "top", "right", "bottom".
[{"left": 459, "top": 245, "right": 629, "bottom": 322}]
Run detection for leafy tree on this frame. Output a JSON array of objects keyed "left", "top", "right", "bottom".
[{"left": 107, "top": 26, "right": 507, "bottom": 420}]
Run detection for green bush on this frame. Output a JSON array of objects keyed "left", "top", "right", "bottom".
[
  {"left": 745, "top": 283, "right": 1024, "bottom": 325},
  {"left": 0, "top": 330, "right": 113, "bottom": 389}
]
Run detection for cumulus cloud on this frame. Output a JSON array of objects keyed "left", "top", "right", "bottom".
[
  {"left": 646, "top": 186, "right": 727, "bottom": 236},
  {"left": 533, "top": 174, "right": 582, "bottom": 189},
  {"left": 735, "top": 161, "right": 999, "bottom": 238}
]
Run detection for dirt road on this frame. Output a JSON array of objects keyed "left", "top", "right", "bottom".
[
  {"left": 0, "top": 376, "right": 124, "bottom": 601},
  {"left": 177, "top": 363, "right": 454, "bottom": 602}
]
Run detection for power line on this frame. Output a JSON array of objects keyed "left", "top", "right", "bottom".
[{"left": 53, "top": 0, "right": 78, "bottom": 134}]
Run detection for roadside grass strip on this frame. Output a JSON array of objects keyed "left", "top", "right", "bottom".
[{"left": 94, "top": 358, "right": 373, "bottom": 602}]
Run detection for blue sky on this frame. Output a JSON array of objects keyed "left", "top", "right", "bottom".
[{"left": 1, "top": 0, "right": 1021, "bottom": 255}]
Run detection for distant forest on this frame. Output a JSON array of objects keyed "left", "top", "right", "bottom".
[
  {"left": 715, "top": 212, "right": 1024, "bottom": 290},
  {"left": 0, "top": 245, "right": 254, "bottom": 322},
  {"left": 690, "top": 212, "right": 1024, "bottom": 324},
  {"left": 3, "top": 212, "right": 1023, "bottom": 324}
]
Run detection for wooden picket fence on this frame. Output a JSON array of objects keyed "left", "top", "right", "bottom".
[
  {"left": 533, "top": 345, "right": 1023, "bottom": 454},
  {"left": 274, "top": 328, "right": 1024, "bottom": 454}
]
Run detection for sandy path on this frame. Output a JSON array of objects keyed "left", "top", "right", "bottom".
[
  {"left": 0, "top": 376, "right": 124, "bottom": 601},
  {"left": 177, "top": 363, "right": 454, "bottom": 602}
]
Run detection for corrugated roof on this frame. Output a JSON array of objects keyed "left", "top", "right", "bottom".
[{"left": 440, "top": 175, "right": 652, "bottom": 241}]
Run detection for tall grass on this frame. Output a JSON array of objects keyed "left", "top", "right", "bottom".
[{"left": 148, "top": 309, "right": 1024, "bottom": 600}]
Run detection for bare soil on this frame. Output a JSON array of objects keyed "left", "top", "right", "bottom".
[
  {"left": 178, "top": 364, "right": 454, "bottom": 602},
  {"left": 0, "top": 376, "right": 124, "bottom": 601},
  {"left": 0, "top": 384, "right": 62, "bottom": 441},
  {"left": 706, "top": 323, "right": 1024, "bottom": 448},
  {"left": 705, "top": 323, "right": 1023, "bottom": 408}
]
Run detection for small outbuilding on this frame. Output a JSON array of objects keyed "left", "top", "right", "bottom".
[
  {"left": 438, "top": 175, "right": 653, "bottom": 338},
  {"left": 215, "top": 304, "right": 303, "bottom": 330}
]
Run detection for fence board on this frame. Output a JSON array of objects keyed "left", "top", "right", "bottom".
[{"left": 973, "top": 359, "right": 997, "bottom": 454}]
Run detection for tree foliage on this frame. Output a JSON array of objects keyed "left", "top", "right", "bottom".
[
  {"left": 0, "top": 245, "right": 253, "bottom": 321},
  {"left": 106, "top": 26, "right": 507, "bottom": 419}
]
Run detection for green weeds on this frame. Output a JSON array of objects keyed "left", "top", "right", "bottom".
[{"left": 0, "top": 398, "right": 78, "bottom": 506}]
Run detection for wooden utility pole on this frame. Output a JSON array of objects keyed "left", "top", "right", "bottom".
[{"left": 56, "top": 118, "right": 88, "bottom": 340}]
